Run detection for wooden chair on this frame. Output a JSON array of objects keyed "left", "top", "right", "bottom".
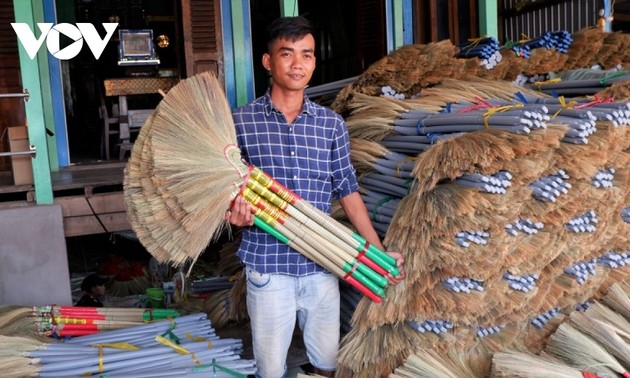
[
  {"left": 118, "top": 109, "right": 153, "bottom": 160},
  {"left": 98, "top": 88, "right": 119, "bottom": 160}
]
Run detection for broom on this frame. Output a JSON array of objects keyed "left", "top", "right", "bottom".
[
  {"left": 124, "top": 71, "right": 400, "bottom": 301},
  {"left": 545, "top": 322, "right": 626, "bottom": 378},
  {"left": 602, "top": 282, "right": 630, "bottom": 321},
  {"left": 568, "top": 311, "right": 630, "bottom": 367},
  {"left": 491, "top": 350, "right": 595, "bottom": 378}
]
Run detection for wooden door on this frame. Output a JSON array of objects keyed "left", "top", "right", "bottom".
[
  {"left": 0, "top": 1, "right": 26, "bottom": 171},
  {"left": 414, "top": 0, "right": 478, "bottom": 44},
  {"left": 181, "top": 0, "right": 223, "bottom": 84}
]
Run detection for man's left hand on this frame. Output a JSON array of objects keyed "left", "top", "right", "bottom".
[{"left": 385, "top": 251, "right": 406, "bottom": 285}]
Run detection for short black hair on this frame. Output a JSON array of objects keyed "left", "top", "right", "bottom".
[
  {"left": 81, "top": 274, "right": 107, "bottom": 292},
  {"left": 265, "top": 16, "right": 315, "bottom": 53}
]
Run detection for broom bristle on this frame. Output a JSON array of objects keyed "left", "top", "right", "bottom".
[
  {"left": 125, "top": 71, "right": 248, "bottom": 268},
  {"left": 545, "top": 322, "right": 623, "bottom": 377},
  {"left": 569, "top": 311, "right": 630, "bottom": 367},
  {"left": 585, "top": 302, "right": 630, "bottom": 341},
  {"left": 491, "top": 350, "right": 584, "bottom": 378},
  {"left": 603, "top": 283, "right": 630, "bottom": 321}
]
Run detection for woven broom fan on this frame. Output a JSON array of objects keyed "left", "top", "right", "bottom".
[{"left": 124, "top": 71, "right": 400, "bottom": 301}]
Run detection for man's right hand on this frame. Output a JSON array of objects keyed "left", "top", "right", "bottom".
[{"left": 225, "top": 195, "right": 254, "bottom": 227}]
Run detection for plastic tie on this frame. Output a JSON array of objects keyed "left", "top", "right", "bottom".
[
  {"left": 599, "top": 70, "right": 628, "bottom": 84},
  {"left": 533, "top": 77, "right": 561, "bottom": 90},
  {"left": 574, "top": 94, "right": 614, "bottom": 109},
  {"left": 482, "top": 104, "right": 524, "bottom": 129},
  {"left": 192, "top": 358, "right": 247, "bottom": 377},
  {"left": 343, "top": 259, "right": 362, "bottom": 280},
  {"left": 552, "top": 96, "right": 577, "bottom": 118}
]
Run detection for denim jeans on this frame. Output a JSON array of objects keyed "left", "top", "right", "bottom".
[{"left": 245, "top": 267, "right": 340, "bottom": 378}]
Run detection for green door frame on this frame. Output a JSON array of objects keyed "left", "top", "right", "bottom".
[
  {"left": 13, "top": 0, "right": 54, "bottom": 204},
  {"left": 479, "top": 0, "right": 498, "bottom": 39}
]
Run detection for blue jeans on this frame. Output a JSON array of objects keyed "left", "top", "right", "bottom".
[{"left": 245, "top": 267, "right": 340, "bottom": 378}]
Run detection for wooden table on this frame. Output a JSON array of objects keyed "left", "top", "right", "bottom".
[{"left": 103, "top": 76, "right": 179, "bottom": 157}]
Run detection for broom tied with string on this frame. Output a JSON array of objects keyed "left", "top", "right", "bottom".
[
  {"left": 32, "top": 306, "right": 181, "bottom": 337},
  {"left": 233, "top": 168, "right": 393, "bottom": 301},
  {"left": 241, "top": 186, "right": 386, "bottom": 301},
  {"left": 241, "top": 169, "right": 399, "bottom": 276}
]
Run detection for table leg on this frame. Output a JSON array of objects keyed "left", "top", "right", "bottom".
[{"left": 119, "top": 95, "right": 130, "bottom": 142}]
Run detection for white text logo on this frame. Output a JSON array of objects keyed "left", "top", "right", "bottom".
[{"left": 11, "top": 23, "right": 118, "bottom": 60}]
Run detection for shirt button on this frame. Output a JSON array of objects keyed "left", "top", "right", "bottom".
[
  {"left": 291, "top": 151, "right": 295, "bottom": 156},
  {"left": 293, "top": 175, "right": 297, "bottom": 179}
]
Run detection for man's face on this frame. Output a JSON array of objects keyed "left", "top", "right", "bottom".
[{"left": 263, "top": 34, "right": 316, "bottom": 92}]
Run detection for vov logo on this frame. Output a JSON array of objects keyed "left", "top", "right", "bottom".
[{"left": 11, "top": 23, "right": 118, "bottom": 60}]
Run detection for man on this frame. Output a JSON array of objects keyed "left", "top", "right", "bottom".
[
  {"left": 228, "top": 16, "right": 405, "bottom": 378},
  {"left": 75, "top": 273, "right": 108, "bottom": 307}
]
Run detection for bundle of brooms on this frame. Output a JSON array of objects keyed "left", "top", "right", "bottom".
[
  {"left": 331, "top": 74, "right": 630, "bottom": 377},
  {"left": 31, "top": 306, "right": 181, "bottom": 337},
  {"left": 388, "top": 281, "right": 630, "bottom": 377},
  {"left": 123, "top": 71, "right": 402, "bottom": 303}
]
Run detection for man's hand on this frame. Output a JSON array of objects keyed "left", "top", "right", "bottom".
[
  {"left": 385, "top": 251, "right": 406, "bottom": 285},
  {"left": 225, "top": 195, "right": 254, "bottom": 227}
]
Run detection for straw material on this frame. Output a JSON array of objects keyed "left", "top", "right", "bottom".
[
  {"left": 491, "top": 350, "right": 584, "bottom": 378},
  {"left": 545, "top": 322, "right": 623, "bottom": 377},
  {"left": 125, "top": 72, "right": 246, "bottom": 269},
  {"left": 603, "top": 283, "right": 630, "bottom": 321},
  {"left": 569, "top": 311, "right": 630, "bottom": 367},
  {"left": 393, "top": 349, "right": 480, "bottom": 378},
  {"left": 336, "top": 72, "right": 630, "bottom": 375}
]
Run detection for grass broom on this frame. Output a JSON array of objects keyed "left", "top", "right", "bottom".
[
  {"left": 491, "top": 350, "right": 591, "bottom": 378},
  {"left": 243, "top": 178, "right": 397, "bottom": 276},
  {"left": 545, "top": 322, "right": 625, "bottom": 377},
  {"left": 125, "top": 71, "right": 400, "bottom": 301},
  {"left": 569, "top": 311, "right": 630, "bottom": 367},
  {"left": 602, "top": 282, "right": 630, "bottom": 321}
]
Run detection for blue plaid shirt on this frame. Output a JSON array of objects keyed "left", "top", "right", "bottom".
[{"left": 232, "top": 89, "right": 359, "bottom": 276}]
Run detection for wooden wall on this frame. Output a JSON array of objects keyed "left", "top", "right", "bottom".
[
  {"left": 0, "top": 1, "right": 26, "bottom": 172},
  {"left": 499, "top": 0, "right": 599, "bottom": 42}
]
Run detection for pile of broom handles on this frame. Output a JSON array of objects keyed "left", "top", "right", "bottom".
[
  {"left": 237, "top": 166, "right": 401, "bottom": 303},
  {"left": 32, "top": 306, "right": 181, "bottom": 337}
]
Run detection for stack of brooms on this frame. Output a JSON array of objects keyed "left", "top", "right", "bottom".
[
  {"left": 330, "top": 62, "right": 630, "bottom": 376},
  {"left": 390, "top": 281, "right": 630, "bottom": 377},
  {"left": 123, "top": 71, "right": 402, "bottom": 304}
]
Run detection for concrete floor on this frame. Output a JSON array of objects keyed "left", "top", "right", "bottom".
[{"left": 216, "top": 322, "right": 310, "bottom": 377}]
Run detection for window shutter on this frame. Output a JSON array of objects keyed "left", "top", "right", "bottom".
[{"left": 181, "top": 0, "right": 223, "bottom": 85}]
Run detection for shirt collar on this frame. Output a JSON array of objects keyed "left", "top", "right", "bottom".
[{"left": 263, "top": 88, "right": 317, "bottom": 117}]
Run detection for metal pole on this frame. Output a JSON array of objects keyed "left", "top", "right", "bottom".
[
  {"left": 0, "top": 91, "right": 30, "bottom": 99},
  {"left": 0, "top": 145, "right": 37, "bottom": 158}
]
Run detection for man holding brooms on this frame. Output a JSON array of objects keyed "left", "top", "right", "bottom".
[{"left": 228, "top": 16, "right": 406, "bottom": 378}]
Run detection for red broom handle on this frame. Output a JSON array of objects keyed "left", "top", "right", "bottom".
[
  {"left": 246, "top": 174, "right": 398, "bottom": 276},
  {"left": 252, "top": 210, "right": 384, "bottom": 301},
  {"left": 243, "top": 187, "right": 388, "bottom": 289}
]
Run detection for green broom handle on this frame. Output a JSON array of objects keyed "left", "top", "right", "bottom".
[
  {"left": 250, "top": 167, "right": 398, "bottom": 267},
  {"left": 246, "top": 178, "right": 394, "bottom": 277},
  {"left": 252, "top": 209, "right": 385, "bottom": 298},
  {"left": 243, "top": 187, "right": 388, "bottom": 288},
  {"left": 246, "top": 174, "right": 400, "bottom": 277},
  {"left": 253, "top": 215, "right": 384, "bottom": 301}
]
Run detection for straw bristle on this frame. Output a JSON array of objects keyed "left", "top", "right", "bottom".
[
  {"left": 603, "top": 283, "right": 630, "bottom": 321},
  {"left": 125, "top": 71, "right": 248, "bottom": 268},
  {"left": 545, "top": 322, "right": 623, "bottom": 377},
  {"left": 491, "top": 350, "right": 583, "bottom": 378},
  {"left": 569, "top": 311, "right": 630, "bottom": 367}
]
